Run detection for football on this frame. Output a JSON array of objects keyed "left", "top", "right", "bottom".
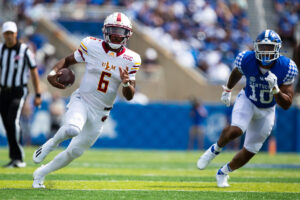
[{"left": 57, "top": 68, "right": 75, "bottom": 87}]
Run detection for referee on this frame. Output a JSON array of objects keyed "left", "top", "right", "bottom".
[{"left": 0, "top": 21, "right": 42, "bottom": 168}]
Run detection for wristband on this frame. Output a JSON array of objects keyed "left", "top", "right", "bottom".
[
  {"left": 272, "top": 85, "right": 280, "bottom": 94},
  {"left": 222, "top": 85, "right": 231, "bottom": 92},
  {"left": 49, "top": 70, "right": 56, "bottom": 76},
  {"left": 35, "top": 93, "right": 41, "bottom": 98},
  {"left": 122, "top": 82, "right": 130, "bottom": 87}
]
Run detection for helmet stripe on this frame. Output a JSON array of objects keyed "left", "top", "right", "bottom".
[
  {"left": 117, "top": 13, "right": 122, "bottom": 22},
  {"left": 265, "top": 29, "right": 270, "bottom": 38}
]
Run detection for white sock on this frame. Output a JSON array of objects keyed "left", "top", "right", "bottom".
[
  {"left": 39, "top": 150, "right": 74, "bottom": 177},
  {"left": 220, "top": 163, "right": 232, "bottom": 174},
  {"left": 214, "top": 143, "right": 222, "bottom": 152},
  {"left": 210, "top": 143, "right": 222, "bottom": 154}
]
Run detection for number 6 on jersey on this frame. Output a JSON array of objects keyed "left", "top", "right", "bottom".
[{"left": 97, "top": 71, "right": 111, "bottom": 93}]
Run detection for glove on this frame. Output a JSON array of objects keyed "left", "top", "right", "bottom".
[
  {"left": 221, "top": 85, "right": 231, "bottom": 107},
  {"left": 265, "top": 71, "right": 280, "bottom": 94}
]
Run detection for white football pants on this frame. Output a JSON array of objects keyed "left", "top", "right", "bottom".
[
  {"left": 39, "top": 90, "right": 110, "bottom": 176},
  {"left": 231, "top": 90, "right": 275, "bottom": 153}
]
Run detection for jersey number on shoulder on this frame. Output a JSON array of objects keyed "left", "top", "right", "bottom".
[
  {"left": 249, "top": 85, "right": 273, "bottom": 104},
  {"left": 97, "top": 71, "right": 111, "bottom": 93}
]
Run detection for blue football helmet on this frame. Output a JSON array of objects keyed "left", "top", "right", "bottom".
[{"left": 254, "top": 29, "right": 282, "bottom": 66}]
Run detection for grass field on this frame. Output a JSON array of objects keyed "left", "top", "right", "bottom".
[{"left": 0, "top": 147, "right": 300, "bottom": 200}]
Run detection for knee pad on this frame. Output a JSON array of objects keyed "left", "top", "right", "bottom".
[
  {"left": 63, "top": 124, "right": 81, "bottom": 138},
  {"left": 66, "top": 147, "right": 84, "bottom": 159}
]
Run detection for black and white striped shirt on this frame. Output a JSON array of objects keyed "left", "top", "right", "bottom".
[{"left": 0, "top": 42, "right": 36, "bottom": 88}]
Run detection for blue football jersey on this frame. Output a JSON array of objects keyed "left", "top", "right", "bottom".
[{"left": 234, "top": 51, "right": 298, "bottom": 108}]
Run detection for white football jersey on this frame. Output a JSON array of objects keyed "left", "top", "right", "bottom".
[{"left": 74, "top": 36, "right": 141, "bottom": 108}]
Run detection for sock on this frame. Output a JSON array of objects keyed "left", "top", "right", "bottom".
[
  {"left": 214, "top": 143, "right": 222, "bottom": 152},
  {"left": 218, "top": 163, "right": 233, "bottom": 175},
  {"left": 211, "top": 143, "right": 222, "bottom": 154},
  {"left": 39, "top": 150, "right": 74, "bottom": 177}
]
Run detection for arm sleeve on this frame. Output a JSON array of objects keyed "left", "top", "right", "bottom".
[
  {"left": 283, "top": 60, "right": 298, "bottom": 85},
  {"left": 233, "top": 51, "right": 246, "bottom": 75},
  {"left": 25, "top": 48, "right": 37, "bottom": 69},
  {"left": 74, "top": 37, "right": 90, "bottom": 63},
  {"left": 128, "top": 55, "right": 142, "bottom": 80}
]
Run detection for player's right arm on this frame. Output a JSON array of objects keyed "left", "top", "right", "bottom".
[
  {"left": 225, "top": 67, "right": 243, "bottom": 90},
  {"left": 221, "top": 51, "right": 245, "bottom": 106},
  {"left": 221, "top": 67, "right": 243, "bottom": 106},
  {"left": 47, "top": 37, "right": 90, "bottom": 89},
  {"left": 47, "top": 54, "right": 78, "bottom": 89},
  {"left": 225, "top": 51, "right": 246, "bottom": 90}
]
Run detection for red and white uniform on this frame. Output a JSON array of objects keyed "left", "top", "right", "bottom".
[
  {"left": 63, "top": 36, "right": 141, "bottom": 138},
  {"left": 32, "top": 13, "right": 139, "bottom": 189},
  {"left": 74, "top": 36, "right": 141, "bottom": 108}
]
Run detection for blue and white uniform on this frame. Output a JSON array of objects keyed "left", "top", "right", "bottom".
[{"left": 231, "top": 51, "right": 298, "bottom": 153}]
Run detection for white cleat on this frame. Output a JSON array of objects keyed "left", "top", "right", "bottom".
[
  {"left": 3, "top": 160, "right": 26, "bottom": 168},
  {"left": 33, "top": 138, "right": 55, "bottom": 164},
  {"left": 216, "top": 170, "right": 230, "bottom": 187},
  {"left": 197, "top": 145, "right": 219, "bottom": 170},
  {"left": 32, "top": 165, "right": 46, "bottom": 189}
]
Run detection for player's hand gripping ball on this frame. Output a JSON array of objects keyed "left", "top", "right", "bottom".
[
  {"left": 56, "top": 68, "right": 75, "bottom": 87},
  {"left": 48, "top": 68, "right": 75, "bottom": 89}
]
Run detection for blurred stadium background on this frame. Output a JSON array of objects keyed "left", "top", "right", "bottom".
[{"left": 0, "top": 0, "right": 299, "bottom": 152}]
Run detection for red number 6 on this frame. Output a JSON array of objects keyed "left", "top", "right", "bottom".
[{"left": 97, "top": 71, "right": 111, "bottom": 93}]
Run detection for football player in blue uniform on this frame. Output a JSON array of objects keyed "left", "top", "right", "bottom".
[{"left": 197, "top": 29, "right": 298, "bottom": 187}]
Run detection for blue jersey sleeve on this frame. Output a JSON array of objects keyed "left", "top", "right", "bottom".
[
  {"left": 282, "top": 60, "right": 298, "bottom": 85},
  {"left": 233, "top": 51, "right": 247, "bottom": 74}
]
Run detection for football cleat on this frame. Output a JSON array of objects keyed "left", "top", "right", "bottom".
[
  {"left": 216, "top": 168, "right": 230, "bottom": 187},
  {"left": 33, "top": 138, "right": 55, "bottom": 164},
  {"left": 197, "top": 144, "right": 220, "bottom": 170},
  {"left": 32, "top": 165, "right": 46, "bottom": 189},
  {"left": 3, "top": 160, "right": 26, "bottom": 168}
]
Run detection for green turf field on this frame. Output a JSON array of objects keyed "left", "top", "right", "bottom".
[{"left": 0, "top": 147, "right": 299, "bottom": 200}]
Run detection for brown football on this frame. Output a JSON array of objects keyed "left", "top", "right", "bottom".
[{"left": 57, "top": 68, "right": 75, "bottom": 87}]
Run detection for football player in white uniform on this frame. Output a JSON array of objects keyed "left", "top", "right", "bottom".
[{"left": 32, "top": 12, "right": 141, "bottom": 189}]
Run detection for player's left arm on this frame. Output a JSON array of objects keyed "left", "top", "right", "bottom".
[
  {"left": 119, "top": 67, "right": 135, "bottom": 101},
  {"left": 120, "top": 54, "right": 141, "bottom": 101},
  {"left": 274, "top": 60, "right": 298, "bottom": 110},
  {"left": 274, "top": 84, "right": 294, "bottom": 110}
]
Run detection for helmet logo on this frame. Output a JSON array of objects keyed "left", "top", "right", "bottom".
[
  {"left": 117, "top": 13, "right": 122, "bottom": 22},
  {"left": 270, "top": 31, "right": 276, "bottom": 38}
]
